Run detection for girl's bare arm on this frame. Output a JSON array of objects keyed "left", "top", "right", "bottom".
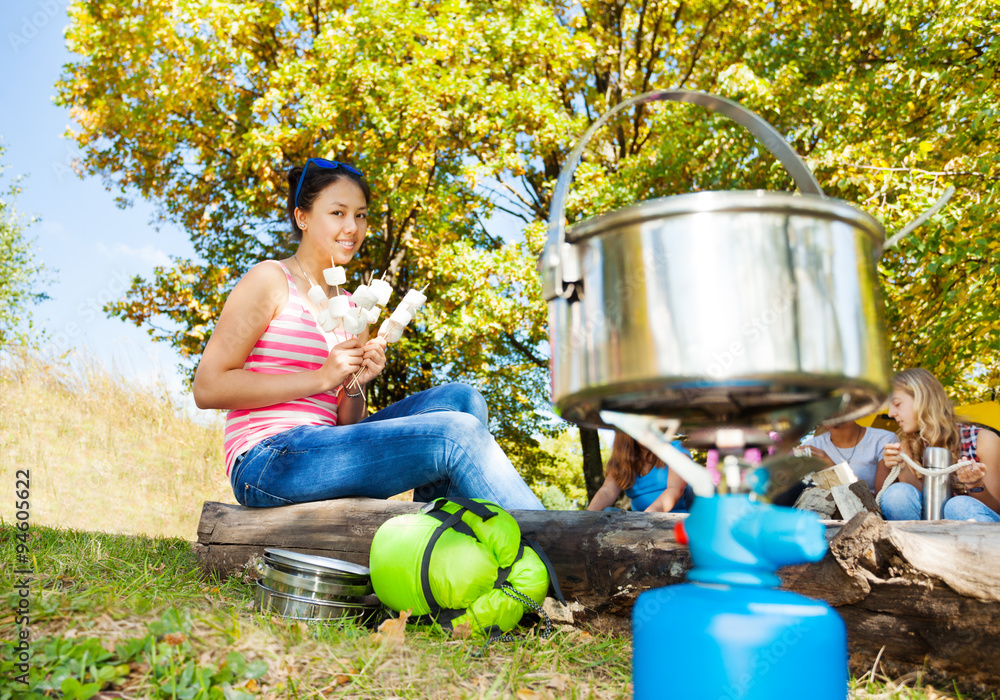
[
  {"left": 646, "top": 469, "right": 688, "bottom": 513},
  {"left": 960, "top": 430, "right": 1000, "bottom": 514},
  {"left": 193, "top": 263, "right": 363, "bottom": 410},
  {"left": 587, "top": 476, "right": 623, "bottom": 511}
]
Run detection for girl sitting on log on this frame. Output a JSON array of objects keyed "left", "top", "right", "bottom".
[
  {"left": 880, "top": 368, "right": 1000, "bottom": 522},
  {"left": 587, "top": 432, "right": 693, "bottom": 513},
  {"left": 192, "top": 159, "right": 543, "bottom": 511}
]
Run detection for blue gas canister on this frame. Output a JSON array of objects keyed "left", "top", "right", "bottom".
[{"left": 632, "top": 495, "right": 847, "bottom": 699}]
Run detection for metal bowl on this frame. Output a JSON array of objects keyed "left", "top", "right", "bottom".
[
  {"left": 254, "top": 581, "right": 381, "bottom": 624},
  {"left": 263, "top": 548, "right": 370, "bottom": 581},
  {"left": 258, "top": 562, "right": 373, "bottom": 600}
]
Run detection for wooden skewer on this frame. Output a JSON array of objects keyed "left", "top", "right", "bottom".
[{"left": 347, "top": 371, "right": 363, "bottom": 390}]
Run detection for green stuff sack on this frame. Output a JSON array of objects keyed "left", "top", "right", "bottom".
[{"left": 369, "top": 497, "right": 564, "bottom": 637}]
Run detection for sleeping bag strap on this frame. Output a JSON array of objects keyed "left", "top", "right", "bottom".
[
  {"left": 492, "top": 542, "right": 524, "bottom": 590},
  {"left": 419, "top": 505, "right": 488, "bottom": 614},
  {"left": 422, "top": 496, "right": 498, "bottom": 522},
  {"left": 409, "top": 608, "right": 466, "bottom": 630},
  {"left": 423, "top": 509, "right": 478, "bottom": 540},
  {"left": 525, "top": 539, "right": 567, "bottom": 605},
  {"left": 419, "top": 508, "right": 468, "bottom": 611}
]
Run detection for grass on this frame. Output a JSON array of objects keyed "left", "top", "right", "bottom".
[
  {"left": 0, "top": 527, "right": 633, "bottom": 699},
  {"left": 0, "top": 351, "right": 234, "bottom": 539},
  {"left": 0, "top": 352, "right": 991, "bottom": 698}
]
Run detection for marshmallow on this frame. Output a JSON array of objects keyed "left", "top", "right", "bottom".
[
  {"left": 402, "top": 289, "right": 427, "bottom": 309},
  {"left": 351, "top": 284, "right": 379, "bottom": 310},
  {"left": 323, "top": 266, "right": 347, "bottom": 287},
  {"left": 307, "top": 284, "right": 327, "bottom": 307},
  {"left": 316, "top": 309, "right": 337, "bottom": 333},
  {"left": 389, "top": 307, "right": 412, "bottom": 327},
  {"left": 328, "top": 295, "right": 350, "bottom": 318},
  {"left": 377, "top": 319, "right": 397, "bottom": 338},
  {"left": 343, "top": 307, "right": 367, "bottom": 335},
  {"left": 365, "top": 306, "right": 381, "bottom": 324},
  {"left": 385, "top": 325, "right": 405, "bottom": 343},
  {"left": 369, "top": 278, "right": 393, "bottom": 307}
]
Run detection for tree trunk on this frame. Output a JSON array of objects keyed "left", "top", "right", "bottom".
[
  {"left": 579, "top": 426, "right": 605, "bottom": 502},
  {"left": 196, "top": 501, "right": 1000, "bottom": 697}
]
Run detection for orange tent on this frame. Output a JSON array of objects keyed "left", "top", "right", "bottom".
[{"left": 857, "top": 400, "right": 1000, "bottom": 433}]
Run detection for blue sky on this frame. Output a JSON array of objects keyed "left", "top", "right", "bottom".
[{"left": 1, "top": 1, "right": 196, "bottom": 400}]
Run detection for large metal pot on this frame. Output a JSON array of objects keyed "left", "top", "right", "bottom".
[{"left": 542, "top": 90, "right": 903, "bottom": 436}]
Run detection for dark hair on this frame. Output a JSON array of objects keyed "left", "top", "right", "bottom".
[
  {"left": 605, "top": 432, "right": 660, "bottom": 491},
  {"left": 286, "top": 162, "right": 371, "bottom": 241}
]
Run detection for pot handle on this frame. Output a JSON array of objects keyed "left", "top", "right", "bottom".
[
  {"left": 878, "top": 186, "right": 955, "bottom": 256},
  {"left": 542, "top": 89, "right": 824, "bottom": 301}
]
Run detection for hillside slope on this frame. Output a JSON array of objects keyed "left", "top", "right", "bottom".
[{"left": 0, "top": 353, "right": 234, "bottom": 539}]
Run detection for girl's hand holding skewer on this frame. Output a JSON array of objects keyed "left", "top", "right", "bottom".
[
  {"left": 318, "top": 338, "right": 365, "bottom": 392},
  {"left": 354, "top": 336, "right": 387, "bottom": 386}
]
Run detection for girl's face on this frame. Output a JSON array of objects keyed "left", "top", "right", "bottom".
[
  {"left": 297, "top": 178, "right": 368, "bottom": 266},
  {"left": 887, "top": 389, "right": 917, "bottom": 433}
]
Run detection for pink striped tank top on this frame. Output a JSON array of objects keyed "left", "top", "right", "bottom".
[{"left": 223, "top": 260, "right": 351, "bottom": 475}]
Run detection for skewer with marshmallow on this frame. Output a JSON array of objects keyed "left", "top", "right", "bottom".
[
  {"left": 377, "top": 287, "right": 427, "bottom": 344},
  {"left": 309, "top": 258, "right": 347, "bottom": 333},
  {"left": 303, "top": 257, "right": 401, "bottom": 348},
  {"left": 342, "top": 284, "right": 428, "bottom": 392},
  {"left": 349, "top": 272, "right": 391, "bottom": 328},
  {"left": 319, "top": 261, "right": 391, "bottom": 335}
]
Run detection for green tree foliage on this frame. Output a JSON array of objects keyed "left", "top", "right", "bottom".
[
  {"left": 0, "top": 146, "right": 49, "bottom": 348},
  {"left": 57, "top": 0, "right": 999, "bottom": 491},
  {"left": 58, "top": 0, "right": 576, "bottom": 475}
]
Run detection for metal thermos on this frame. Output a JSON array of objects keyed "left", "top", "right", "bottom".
[{"left": 922, "top": 446, "right": 952, "bottom": 520}]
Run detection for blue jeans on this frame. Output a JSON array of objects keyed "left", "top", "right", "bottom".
[
  {"left": 880, "top": 482, "right": 1000, "bottom": 522},
  {"left": 230, "top": 384, "right": 544, "bottom": 511}
]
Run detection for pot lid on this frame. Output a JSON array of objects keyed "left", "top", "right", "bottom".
[
  {"left": 565, "top": 190, "right": 884, "bottom": 244},
  {"left": 263, "top": 548, "right": 370, "bottom": 578}
]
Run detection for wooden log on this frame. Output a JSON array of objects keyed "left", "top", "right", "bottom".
[
  {"left": 793, "top": 486, "right": 837, "bottom": 518},
  {"left": 779, "top": 513, "right": 1000, "bottom": 697},
  {"left": 196, "top": 501, "right": 1000, "bottom": 695},
  {"left": 830, "top": 481, "right": 882, "bottom": 521},
  {"left": 196, "top": 499, "right": 692, "bottom": 632}
]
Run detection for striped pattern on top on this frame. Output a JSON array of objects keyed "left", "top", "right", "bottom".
[{"left": 224, "top": 260, "right": 351, "bottom": 475}]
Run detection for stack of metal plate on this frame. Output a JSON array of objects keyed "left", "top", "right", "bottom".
[{"left": 254, "top": 548, "right": 382, "bottom": 623}]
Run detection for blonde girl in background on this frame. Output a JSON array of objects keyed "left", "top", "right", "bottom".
[{"left": 880, "top": 368, "right": 1000, "bottom": 522}]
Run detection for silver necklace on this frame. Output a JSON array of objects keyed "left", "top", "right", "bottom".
[
  {"left": 292, "top": 254, "right": 311, "bottom": 285},
  {"left": 830, "top": 425, "right": 863, "bottom": 464}
]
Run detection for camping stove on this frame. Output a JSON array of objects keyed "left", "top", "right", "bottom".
[
  {"left": 535, "top": 90, "right": 913, "bottom": 700},
  {"left": 603, "top": 412, "right": 847, "bottom": 700}
]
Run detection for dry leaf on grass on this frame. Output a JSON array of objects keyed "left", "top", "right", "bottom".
[
  {"left": 319, "top": 674, "right": 352, "bottom": 694},
  {"left": 333, "top": 657, "right": 356, "bottom": 673},
  {"left": 546, "top": 674, "right": 570, "bottom": 691},
  {"left": 515, "top": 688, "right": 552, "bottom": 700},
  {"left": 451, "top": 622, "right": 472, "bottom": 640},
  {"left": 371, "top": 610, "right": 410, "bottom": 645}
]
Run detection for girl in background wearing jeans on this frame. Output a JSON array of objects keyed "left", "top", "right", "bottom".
[
  {"left": 880, "top": 368, "right": 1000, "bottom": 522},
  {"left": 192, "top": 159, "right": 543, "bottom": 511}
]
